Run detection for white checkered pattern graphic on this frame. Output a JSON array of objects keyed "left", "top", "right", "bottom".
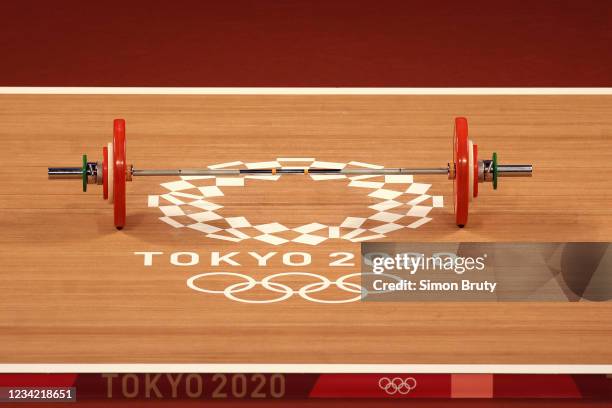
[{"left": 148, "top": 158, "right": 444, "bottom": 245}]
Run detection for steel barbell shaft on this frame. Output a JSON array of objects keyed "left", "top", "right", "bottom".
[
  {"left": 48, "top": 167, "right": 83, "bottom": 179},
  {"left": 48, "top": 163, "right": 98, "bottom": 179},
  {"left": 49, "top": 164, "right": 533, "bottom": 179},
  {"left": 130, "top": 167, "right": 451, "bottom": 176},
  {"left": 496, "top": 164, "right": 533, "bottom": 177},
  {"left": 48, "top": 166, "right": 451, "bottom": 179}
]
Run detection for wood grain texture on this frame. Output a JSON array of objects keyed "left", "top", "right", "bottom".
[{"left": 0, "top": 95, "right": 611, "bottom": 364}]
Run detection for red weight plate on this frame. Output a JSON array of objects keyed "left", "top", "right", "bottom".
[
  {"left": 473, "top": 143, "right": 478, "bottom": 198},
  {"left": 102, "top": 146, "right": 108, "bottom": 199},
  {"left": 113, "top": 119, "right": 126, "bottom": 229},
  {"left": 454, "top": 117, "right": 469, "bottom": 227}
]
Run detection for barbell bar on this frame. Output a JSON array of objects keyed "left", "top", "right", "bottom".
[{"left": 48, "top": 117, "right": 533, "bottom": 230}]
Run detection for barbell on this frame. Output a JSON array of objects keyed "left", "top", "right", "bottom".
[{"left": 48, "top": 117, "right": 532, "bottom": 230}]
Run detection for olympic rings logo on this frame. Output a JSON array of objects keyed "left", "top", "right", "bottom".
[
  {"left": 378, "top": 377, "right": 417, "bottom": 395},
  {"left": 186, "top": 271, "right": 403, "bottom": 304}
]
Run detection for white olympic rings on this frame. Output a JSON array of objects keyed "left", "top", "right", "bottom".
[
  {"left": 378, "top": 377, "right": 417, "bottom": 395},
  {"left": 186, "top": 271, "right": 404, "bottom": 304}
]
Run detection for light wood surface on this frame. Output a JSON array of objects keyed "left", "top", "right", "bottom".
[{"left": 1, "top": 95, "right": 611, "bottom": 364}]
